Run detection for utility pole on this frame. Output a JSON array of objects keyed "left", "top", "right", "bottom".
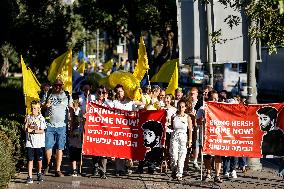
[
  {"left": 96, "top": 29, "right": 100, "bottom": 62},
  {"left": 246, "top": 0, "right": 262, "bottom": 171},
  {"left": 177, "top": 0, "right": 182, "bottom": 67},
  {"left": 206, "top": 0, "right": 214, "bottom": 87}
]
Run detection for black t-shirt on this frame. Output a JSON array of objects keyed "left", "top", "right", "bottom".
[{"left": 262, "top": 129, "right": 284, "bottom": 156}]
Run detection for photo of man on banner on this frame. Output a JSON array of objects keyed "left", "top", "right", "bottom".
[
  {"left": 257, "top": 106, "right": 284, "bottom": 157},
  {"left": 137, "top": 120, "right": 164, "bottom": 174}
]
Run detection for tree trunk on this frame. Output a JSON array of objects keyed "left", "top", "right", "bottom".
[
  {"left": 0, "top": 57, "right": 9, "bottom": 78},
  {"left": 206, "top": 0, "right": 214, "bottom": 87},
  {"left": 246, "top": 14, "right": 262, "bottom": 171}
]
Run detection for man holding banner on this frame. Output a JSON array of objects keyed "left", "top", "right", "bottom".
[{"left": 113, "top": 84, "right": 137, "bottom": 176}]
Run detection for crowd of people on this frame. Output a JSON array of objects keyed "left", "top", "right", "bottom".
[{"left": 25, "top": 78, "right": 250, "bottom": 184}]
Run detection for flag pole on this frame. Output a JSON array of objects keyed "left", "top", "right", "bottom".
[
  {"left": 200, "top": 94, "right": 205, "bottom": 181},
  {"left": 146, "top": 70, "right": 151, "bottom": 87},
  {"left": 80, "top": 91, "right": 89, "bottom": 175}
]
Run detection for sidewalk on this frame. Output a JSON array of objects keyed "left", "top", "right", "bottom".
[{"left": 8, "top": 157, "right": 284, "bottom": 189}]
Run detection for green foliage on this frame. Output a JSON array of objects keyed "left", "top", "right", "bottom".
[
  {"left": 6, "top": 0, "right": 86, "bottom": 78},
  {"left": 0, "top": 116, "right": 26, "bottom": 170},
  {"left": 215, "top": 0, "right": 284, "bottom": 53},
  {"left": 0, "top": 131, "right": 15, "bottom": 189},
  {"left": 77, "top": 0, "right": 177, "bottom": 42},
  {"left": 246, "top": 0, "right": 284, "bottom": 53},
  {"left": 0, "top": 77, "right": 22, "bottom": 90},
  {"left": 0, "top": 114, "right": 25, "bottom": 188}
]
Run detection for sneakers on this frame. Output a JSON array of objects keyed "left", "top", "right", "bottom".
[
  {"left": 55, "top": 171, "right": 64, "bottom": 177},
  {"left": 177, "top": 176, "right": 182, "bottom": 181},
  {"left": 100, "top": 173, "right": 107, "bottom": 179},
  {"left": 193, "top": 162, "right": 200, "bottom": 170},
  {"left": 204, "top": 174, "right": 211, "bottom": 182},
  {"left": 231, "top": 170, "right": 237, "bottom": 178},
  {"left": 37, "top": 173, "right": 44, "bottom": 181},
  {"left": 171, "top": 172, "right": 177, "bottom": 179},
  {"left": 44, "top": 165, "right": 50, "bottom": 175},
  {"left": 115, "top": 170, "right": 126, "bottom": 176},
  {"left": 214, "top": 176, "right": 223, "bottom": 183},
  {"left": 72, "top": 170, "right": 78, "bottom": 177},
  {"left": 26, "top": 177, "right": 33, "bottom": 184},
  {"left": 93, "top": 167, "right": 99, "bottom": 176},
  {"left": 223, "top": 172, "right": 230, "bottom": 179}
]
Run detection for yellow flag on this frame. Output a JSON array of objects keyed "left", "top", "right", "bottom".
[
  {"left": 77, "top": 60, "right": 86, "bottom": 74},
  {"left": 280, "top": 0, "right": 284, "bottom": 14},
  {"left": 133, "top": 36, "right": 149, "bottom": 82},
  {"left": 151, "top": 59, "right": 178, "bottom": 83},
  {"left": 103, "top": 59, "right": 113, "bottom": 74},
  {"left": 165, "top": 61, "right": 178, "bottom": 96},
  {"left": 48, "top": 49, "right": 72, "bottom": 94},
  {"left": 21, "top": 56, "right": 41, "bottom": 114},
  {"left": 91, "top": 60, "right": 96, "bottom": 71}
]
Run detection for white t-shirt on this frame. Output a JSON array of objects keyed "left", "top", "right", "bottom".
[
  {"left": 172, "top": 114, "right": 189, "bottom": 133},
  {"left": 25, "top": 114, "right": 46, "bottom": 148},
  {"left": 113, "top": 98, "right": 137, "bottom": 111},
  {"left": 166, "top": 106, "right": 177, "bottom": 133},
  {"left": 43, "top": 91, "right": 73, "bottom": 127},
  {"left": 79, "top": 94, "right": 96, "bottom": 114}
]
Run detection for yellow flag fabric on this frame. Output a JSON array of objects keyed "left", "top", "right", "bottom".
[
  {"left": 21, "top": 56, "right": 41, "bottom": 114},
  {"left": 151, "top": 59, "right": 178, "bottom": 83},
  {"left": 103, "top": 59, "right": 113, "bottom": 74},
  {"left": 133, "top": 36, "right": 149, "bottom": 82},
  {"left": 48, "top": 49, "right": 72, "bottom": 94},
  {"left": 77, "top": 60, "right": 86, "bottom": 74},
  {"left": 91, "top": 60, "right": 96, "bottom": 71},
  {"left": 165, "top": 61, "right": 178, "bottom": 96},
  {"left": 280, "top": 0, "right": 284, "bottom": 14}
]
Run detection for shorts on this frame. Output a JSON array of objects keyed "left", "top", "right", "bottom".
[
  {"left": 45, "top": 126, "right": 66, "bottom": 150},
  {"left": 69, "top": 146, "right": 82, "bottom": 162},
  {"left": 26, "top": 147, "right": 44, "bottom": 161}
]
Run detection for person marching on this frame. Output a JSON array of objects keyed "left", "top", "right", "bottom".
[
  {"left": 68, "top": 95, "right": 83, "bottom": 177},
  {"left": 92, "top": 85, "right": 113, "bottom": 179},
  {"left": 170, "top": 99, "right": 193, "bottom": 180},
  {"left": 42, "top": 79, "right": 72, "bottom": 177},
  {"left": 113, "top": 84, "right": 137, "bottom": 176},
  {"left": 163, "top": 94, "right": 177, "bottom": 169},
  {"left": 25, "top": 100, "right": 46, "bottom": 184}
]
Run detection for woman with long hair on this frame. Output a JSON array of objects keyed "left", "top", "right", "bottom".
[{"left": 170, "top": 99, "right": 193, "bottom": 180}]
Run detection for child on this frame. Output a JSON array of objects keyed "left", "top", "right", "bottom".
[
  {"left": 25, "top": 100, "right": 46, "bottom": 184},
  {"left": 69, "top": 98, "right": 83, "bottom": 176}
]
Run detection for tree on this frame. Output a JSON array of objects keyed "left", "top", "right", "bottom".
[
  {"left": 210, "top": 0, "right": 284, "bottom": 53},
  {"left": 0, "top": 42, "right": 18, "bottom": 80},
  {"left": 76, "top": 0, "right": 177, "bottom": 66},
  {"left": 0, "top": 0, "right": 86, "bottom": 79}
]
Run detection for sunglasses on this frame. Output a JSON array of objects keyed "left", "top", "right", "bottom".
[
  {"left": 54, "top": 84, "right": 63, "bottom": 87},
  {"left": 97, "top": 90, "right": 106, "bottom": 95}
]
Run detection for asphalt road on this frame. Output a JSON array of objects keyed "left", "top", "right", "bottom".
[{"left": 8, "top": 157, "right": 284, "bottom": 189}]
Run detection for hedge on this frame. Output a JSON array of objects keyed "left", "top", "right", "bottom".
[
  {"left": 0, "top": 131, "right": 15, "bottom": 189},
  {"left": 0, "top": 115, "right": 25, "bottom": 188}
]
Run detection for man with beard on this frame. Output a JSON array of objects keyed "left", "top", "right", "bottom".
[
  {"left": 257, "top": 106, "right": 284, "bottom": 157},
  {"left": 137, "top": 121, "right": 164, "bottom": 174}
]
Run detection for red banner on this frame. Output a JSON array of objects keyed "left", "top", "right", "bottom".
[
  {"left": 204, "top": 102, "right": 284, "bottom": 157},
  {"left": 82, "top": 103, "right": 166, "bottom": 160}
]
